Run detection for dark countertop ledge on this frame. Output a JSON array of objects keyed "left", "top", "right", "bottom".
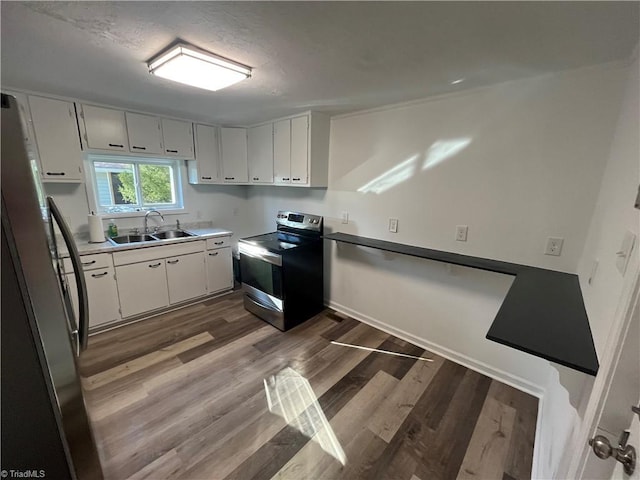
[{"left": 324, "top": 232, "right": 599, "bottom": 376}]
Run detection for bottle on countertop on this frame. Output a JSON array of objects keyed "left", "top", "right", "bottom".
[{"left": 107, "top": 219, "right": 118, "bottom": 238}]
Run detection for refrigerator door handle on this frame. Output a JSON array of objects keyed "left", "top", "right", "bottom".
[{"left": 47, "top": 196, "right": 89, "bottom": 352}]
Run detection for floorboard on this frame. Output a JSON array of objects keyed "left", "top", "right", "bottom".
[{"left": 80, "top": 291, "right": 537, "bottom": 480}]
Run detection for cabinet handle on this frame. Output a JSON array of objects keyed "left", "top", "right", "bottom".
[
  {"left": 208, "top": 252, "right": 219, "bottom": 256},
  {"left": 148, "top": 262, "right": 162, "bottom": 268},
  {"left": 166, "top": 149, "right": 178, "bottom": 153},
  {"left": 282, "top": 178, "right": 290, "bottom": 181},
  {"left": 167, "top": 259, "right": 179, "bottom": 264},
  {"left": 214, "top": 241, "right": 224, "bottom": 245},
  {"left": 292, "top": 177, "right": 301, "bottom": 181},
  {"left": 81, "top": 260, "right": 96, "bottom": 266},
  {"left": 201, "top": 176, "right": 212, "bottom": 180},
  {"left": 108, "top": 143, "right": 124, "bottom": 148},
  {"left": 132, "top": 145, "right": 147, "bottom": 150},
  {"left": 224, "top": 177, "right": 235, "bottom": 180},
  {"left": 91, "top": 271, "right": 108, "bottom": 278},
  {"left": 46, "top": 172, "right": 66, "bottom": 176},
  {"left": 253, "top": 177, "right": 259, "bottom": 181}
]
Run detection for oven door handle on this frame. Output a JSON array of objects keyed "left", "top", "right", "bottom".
[
  {"left": 245, "top": 293, "right": 281, "bottom": 313},
  {"left": 239, "top": 247, "right": 282, "bottom": 267}
]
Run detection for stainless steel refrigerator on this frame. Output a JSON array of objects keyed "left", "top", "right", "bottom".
[{"left": 1, "top": 93, "right": 103, "bottom": 479}]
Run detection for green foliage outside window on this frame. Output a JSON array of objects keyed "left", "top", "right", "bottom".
[{"left": 117, "top": 165, "right": 172, "bottom": 205}]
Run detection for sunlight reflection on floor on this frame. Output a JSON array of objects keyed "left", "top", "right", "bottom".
[{"left": 264, "top": 367, "right": 347, "bottom": 465}]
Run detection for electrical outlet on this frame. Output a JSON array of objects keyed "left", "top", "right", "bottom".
[
  {"left": 544, "top": 237, "right": 564, "bottom": 256},
  {"left": 341, "top": 211, "right": 349, "bottom": 224},
  {"left": 389, "top": 218, "right": 398, "bottom": 233},
  {"left": 456, "top": 225, "right": 468, "bottom": 242}
]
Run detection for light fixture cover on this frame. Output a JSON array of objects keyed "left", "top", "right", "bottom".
[{"left": 148, "top": 43, "right": 251, "bottom": 92}]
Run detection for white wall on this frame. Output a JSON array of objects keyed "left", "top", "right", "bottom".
[
  {"left": 247, "top": 61, "right": 631, "bottom": 478},
  {"left": 577, "top": 54, "right": 640, "bottom": 358},
  {"left": 564, "top": 50, "right": 640, "bottom": 479},
  {"left": 248, "top": 61, "right": 628, "bottom": 380}
]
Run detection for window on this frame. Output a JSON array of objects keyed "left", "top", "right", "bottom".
[{"left": 88, "top": 155, "right": 183, "bottom": 214}]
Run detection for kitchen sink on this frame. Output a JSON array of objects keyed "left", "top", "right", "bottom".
[
  {"left": 108, "top": 234, "right": 157, "bottom": 245},
  {"left": 152, "top": 230, "right": 195, "bottom": 240},
  {"left": 107, "top": 230, "right": 196, "bottom": 246}
]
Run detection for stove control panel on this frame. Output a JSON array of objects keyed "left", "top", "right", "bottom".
[{"left": 276, "top": 211, "right": 323, "bottom": 233}]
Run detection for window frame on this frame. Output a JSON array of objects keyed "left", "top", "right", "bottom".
[{"left": 85, "top": 154, "right": 185, "bottom": 218}]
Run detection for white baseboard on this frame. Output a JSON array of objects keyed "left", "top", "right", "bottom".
[
  {"left": 326, "top": 299, "right": 544, "bottom": 397},
  {"left": 325, "top": 298, "right": 546, "bottom": 479}
]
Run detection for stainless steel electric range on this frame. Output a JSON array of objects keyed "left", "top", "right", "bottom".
[{"left": 238, "top": 211, "right": 323, "bottom": 331}]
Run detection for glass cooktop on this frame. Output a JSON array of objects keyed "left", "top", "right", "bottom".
[{"left": 239, "top": 231, "right": 315, "bottom": 253}]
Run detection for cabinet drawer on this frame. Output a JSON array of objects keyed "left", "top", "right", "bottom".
[
  {"left": 113, "top": 240, "right": 205, "bottom": 266},
  {"left": 206, "top": 236, "right": 231, "bottom": 250},
  {"left": 64, "top": 253, "right": 113, "bottom": 272}
]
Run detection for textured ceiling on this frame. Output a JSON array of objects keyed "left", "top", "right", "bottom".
[{"left": 1, "top": 1, "right": 638, "bottom": 125}]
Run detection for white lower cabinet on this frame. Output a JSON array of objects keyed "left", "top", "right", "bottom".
[
  {"left": 85, "top": 266, "right": 121, "bottom": 327},
  {"left": 206, "top": 247, "right": 233, "bottom": 294},
  {"left": 66, "top": 268, "right": 121, "bottom": 329},
  {"left": 116, "top": 260, "right": 170, "bottom": 318},
  {"left": 166, "top": 252, "right": 207, "bottom": 304},
  {"left": 66, "top": 253, "right": 121, "bottom": 329},
  {"left": 71, "top": 236, "right": 233, "bottom": 322}
]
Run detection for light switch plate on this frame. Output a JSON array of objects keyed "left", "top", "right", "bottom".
[
  {"left": 456, "top": 225, "right": 468, "bottom": 242},
  {"left": 616, "top": 230, "right": 636, "bottom": 276},
  {"left": 389, "top": 218, "right": 398, "bottom": 233}
]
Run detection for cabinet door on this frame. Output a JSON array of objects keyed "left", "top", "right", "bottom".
[
  {"left": 206, "top": 247, "right": 233, "bottom": 294},
  {"left": 125, "top": 112, "right": 162, "bottom": 154},
  {"left": 166, "top": 252, "right": 206, "bottom": 304},
  {"left": 66, "top": 273, "right": 80, "bottom": 324},
  {"left": 220, "top": 127, "right": 248, "bottom": 183},
  {"left": 161, "top": 118, "right": 194, "bottom": 158},
  {"left": 273, "top": 119, "right": 291, "bottom": 184},
  {"left": 189, "top": 124, "right": 220, "bottom": 184},
  {"left": 85, "top": 266, "right": 121, "bottom": 327},
  {"left": 116, "top": 260, "right": 169, "bottom": 317},
  {"left": 28, "top": 96, "right": 83, "bottom": 181},
  {"left": 80, "top": 104, "right": 129, "bottom": 151},
  {"left": 248, "top": 123, "right": 274, "bottom": 184},
  {"left": 290, "top": 115, "right": 309, "bottom": 184}
]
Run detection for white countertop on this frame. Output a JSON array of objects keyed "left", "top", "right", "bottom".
[{"left": 61, "top": 227, "right": 233, "bottom": 257}]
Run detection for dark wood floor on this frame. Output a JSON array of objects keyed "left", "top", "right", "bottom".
[{"left": 79, "top": 291, "right": 538, "bottom": 480}]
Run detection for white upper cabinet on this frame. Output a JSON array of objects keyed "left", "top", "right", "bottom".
[
  {"left": 271, "top": 113, "right": 329, "bottom": 187},
  {"left": 248, "top": 123, "right": 274, "bottom": 184},
  {"left": 220, "top": 127, "right": 249, "bottom": 183},
  {"left": 125, "top": 112, "right": 163, "bottom": 154},
  {"left": 188, "top": 124, "right": 220, "bottom": 184},
  {"left": 290, "top": 115, "right": 309, "bottom": 185},
  {"left": 273, "top": 119, "right": 292, "bottom": 184},
  {"left": 79, "top": 104, "right": 129, "bottom": 152},
  {"left": 28, "top": 95, "right": 84, "bottom": 182},
  {"left": 161, "top": 118, "right": 194, "bottom": 159}
]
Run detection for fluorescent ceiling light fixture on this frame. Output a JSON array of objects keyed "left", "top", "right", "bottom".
[{"left": 148, "top": 43, "right": 251, "bottom": 92}]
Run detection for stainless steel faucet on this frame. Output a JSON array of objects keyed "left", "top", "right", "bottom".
[{"left": 144, "top": 209, "right": 165, "bottom": 233}]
